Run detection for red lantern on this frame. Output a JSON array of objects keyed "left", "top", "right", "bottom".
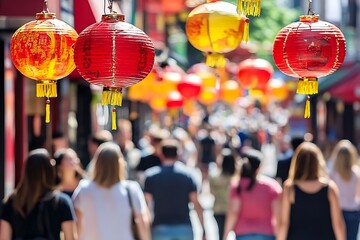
[
  {"left": 273, "top": 15, "right": 346, "bottom": 117},
  {"left": 10, "top": 7, "right": 78, "bottom": 123},
  {"left": 177, "top": 74, "right": 202, "bottom": 99},
  {"left": 74, "top": 14, "right": 155, "bottom": 129},
  {"left": 166, "top": 91, "right": 184, "bottom": 109},
  {"left": 237, "top": 58, "right": 273, "bottom": 89}
]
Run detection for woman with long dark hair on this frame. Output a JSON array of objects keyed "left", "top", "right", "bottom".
[
  {"left": 223, "top": 148, "right": 282, "bottom": 240},
  {"left": 0, "top": 148, "right": 76, "bottom": 240},
  {"left": 54, "top": 148, "right": 84, "bottom": 197}
]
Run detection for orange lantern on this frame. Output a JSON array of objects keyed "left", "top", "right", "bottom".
[
  {"left": 186, "top": 1, "right": 249, "bottom": 67},
  {"left": 237, "top": 58, "right": 273, "bottom": 90},
  {"left": 150, "top": 97, "right": 167, "bottom": 112},
  {"left": 220, "top": 80, "right": 243, "bottom": 104},
  {"left": 198, "top": 87, "right": 218, "bottom": 105},
  {"left": 266, "top": 78, "right": 289, "bottom": 102},
  {"left": 10, "top": 3, "right": 78, "bottom": 123},
  {"left": 151, "top": 66, "right": 184, "bottom": 97}
]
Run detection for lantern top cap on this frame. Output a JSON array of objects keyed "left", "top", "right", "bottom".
[
  {"left": 299, "top": 15, "right": 319, "bottom": 23},
  {"left": 102, "top": 14, "right": 125, "bottom": 22},
  {"left": 36, "top": 12, "right": 56, "bottom": 20}
]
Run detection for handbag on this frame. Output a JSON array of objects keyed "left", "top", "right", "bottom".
[{"left": 126, "top": 185, "right": 140, "bottom": 240}]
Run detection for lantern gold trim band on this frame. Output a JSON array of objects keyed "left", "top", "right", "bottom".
[{"left": 102, "top": 87, "right": 123, "bottom": 106}]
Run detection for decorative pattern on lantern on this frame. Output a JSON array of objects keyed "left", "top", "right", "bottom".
[
  {"left": 237, "top": 58, "right": 273, "bottom": 90},
  {"left": 273, "top": 15, "right": 346, "bottom": 118},
  {"left": 185, "top": 1, "right": 249, "bottom": 68},
  {"left": 10, "top": 7, "right": 78, "bottom": 123},
  {"left": 74, "top": 14, "right": 155, "bottom": 129}
]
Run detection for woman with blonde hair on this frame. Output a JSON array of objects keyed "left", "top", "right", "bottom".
[
  {"left": 72, "top": 142, "right": 150, "bottom": 240},
  {"left": 0, "top": 148, "right": 76, "bottom": 240},
  {"left": 330, "top": 139, "right": 360, "bottom": 240},
  {"left": 278, "top": 142, "right": 346, "bottom": 240}
]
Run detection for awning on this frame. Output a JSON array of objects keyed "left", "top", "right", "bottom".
[{"left": 324, "top": 62, "right": 360, "bottom": 103}]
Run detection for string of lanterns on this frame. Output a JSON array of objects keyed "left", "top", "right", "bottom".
[{"left": 8, "top": 0, "right": 346, "bottom": 129}]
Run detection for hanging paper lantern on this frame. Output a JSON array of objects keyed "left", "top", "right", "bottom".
[
  {"left": 183, "top": 99, "right": 196, "bottom": 116},
  {"left": 150, "top": 97, "right": 167, "bottom": 112},
  {"left": 198, "top": 87, "right": 218, "bottom": 105},
  {"left": 237, "top": 0, "right": 261, "bottom": 16},
  {"left": 220, "top": 80, "right": 243, "bottom": 104},
  {"left": 185, "top": 1, "right": 249, "bottom": 67},
  {"left": 10, "top": 8, "right": 78, "bottom": 123},
  {"left": 74, "top": 14, "right": 155, "bottom": 129},
  {"left": 237, "top": 58, "right": 273, "bottom": 90},
  {"left": 249, "top": 88, "right": 268, "bottom": 105},
  {"left": 166, "top": 91, "right": 184, "bottom": 109},
  {"left": 127, "top": 69, "right": 158, "bottom": 102},
  {"left": 177, "top": 74, "right": 202, "bottom": 99},
  {"left": 266, "top": 78, "right": 289, "bottom": 102},
  {"left": 273, "top": 15, "right": 346, "bottom": 118}
]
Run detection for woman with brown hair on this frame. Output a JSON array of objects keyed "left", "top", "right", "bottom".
[
  {"left": 278, "top": 142, "right": 346, "bottom": 240},
  {"left": 330, "top": 139, "right": 360, "bottom": 240},
  {"left": 54, "top": 148, "right": 85, "bottom": 197},
  {"left": 72, "top": 142, "right": 150, "bottom": 240},
  {"left": 0, "top": 148, "right": 76, "bottom": 240}
]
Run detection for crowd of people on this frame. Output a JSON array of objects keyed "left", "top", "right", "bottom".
[{"left": 0, "top": 116, "right": 360, "bottom": 240}]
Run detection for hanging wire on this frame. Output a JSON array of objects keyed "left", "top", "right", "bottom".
[
  {"left": 104, "top": 0, "right": 116, "bottom": 14},
  {"left": 307, "top": 0, "right": 315, "bottom": 15},
  {"left": 43, "top": 0, "right": 49, "bottom": 13}
]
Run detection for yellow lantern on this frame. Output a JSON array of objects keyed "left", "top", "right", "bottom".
[
  {"left": 249, "top": 88, "right": 268, "bottom": 105},
  {"left": 198, "top": 87, "right": 218, "bottom": 105},
  {"left": 196, "top": 71, "right": 217, "bottom": 88},
  {"left": 149, "top": 97, "right": 167, "bottom": 112},
  {"left": 266, "top": 78, "right": 289, "bottom": 101},
  {"left": 186, "top": 1, "right": 249, "bottom": 68},
  {"left": 10, "top": 5, "right": 78, "bottom": 123},
  {"left": 220, "top": 80, "right": 243, "bottom": 104}
]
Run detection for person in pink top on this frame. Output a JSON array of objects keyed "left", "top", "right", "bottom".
[{"left": 223, "top": 148, "right": 282, "bottom": 240}]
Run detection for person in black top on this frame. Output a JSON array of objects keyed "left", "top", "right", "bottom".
[
  {"left": 136, "top": 128, "right": 169, "bottom": 172},
  {"left": 278, "top": 142, "right": 345, "bottom": 240},
  {"left": 0, "top": 148, "right": 76, "bottom": 240},
  {"left": 275, "top": 136, "right": 304, "bottom": 184}
]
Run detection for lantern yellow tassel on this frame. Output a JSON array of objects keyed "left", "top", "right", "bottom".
[
  {"left": 296, "top": 78, "right": 318, "bottom": 95},
  {"left": 304, "top": 96, "right": 311, "bottom": 118},
  {"left": 45, "top": 99, "right": 50, "bottom": 123},
  {"left": 206, "top": 53, "right": 226, "bottom": 68},
  {"left": 102, "top": 88, "right": 123, "bottom": 106},
  {"left": 36, "top": 80, "right": 57, "bottom": 98},
  {"left": 237, "top": 0, "right": 262, "bottom": 16},
  {"left": 112, "top": 107, "right": 117, "bottom": 130},
  {"left": 243, "top": 18, "right": 250, "bottom": 42}
]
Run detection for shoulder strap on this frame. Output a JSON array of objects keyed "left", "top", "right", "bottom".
[{"left": 126, "top": 185, "right": 134, "bottom": 212}]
